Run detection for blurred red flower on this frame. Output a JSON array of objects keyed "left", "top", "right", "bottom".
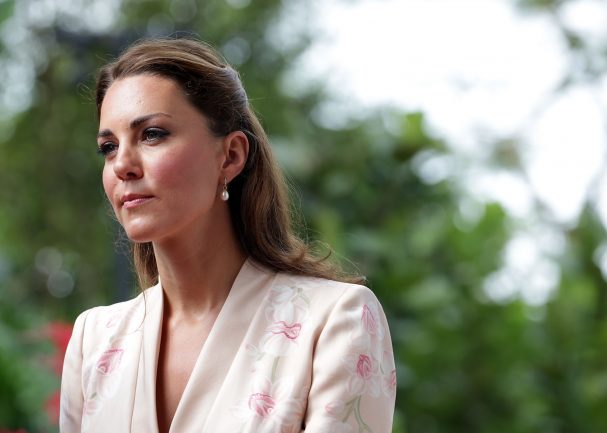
[
  {"left": 45, "top": 390, "right": 61, "bottom": 425},
  {"left": 43, "top": 321, "right": 73, "bottom": 375}
]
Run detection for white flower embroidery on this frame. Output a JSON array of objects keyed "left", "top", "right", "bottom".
[
  {"left": 248, "top": 285, "right": 310, "bottom": 363},
  {"left": 265, "top": 285, "right": 310, "bottom": 324}
]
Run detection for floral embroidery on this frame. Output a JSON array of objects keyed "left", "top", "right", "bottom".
[
  {"left": 234, "top": 375, "right": 305, "bottom": 432},
  {"left": 350, "top": 302, "right": 385, "bottom": 360},
  {"left": 249, "top": 285, "right": 311, "bottom": 362},
  {"left": 258, "top": 320, "right": 304, "bottom": 357},
  {"left": 356, "top": 354, "right": 373, "bottom": 380},
  {"left": 326, "top": 299, "right": 395, "bottom": 432},
  {"left": 248, "top": 392, "right": 276, "bottom": 417},
  {"left": 96, "top": 349, "right": 123, "bottom": 375},
  {"left": 270, "top": 321, "right": 302, "bottom": 340},
  {"left": 382, "top": 369, "right": 397, "bottom": 398},
  {"left": 343, "top": 352, "right": 380, "bottom": 398},
  {"left": 81, "top": 396, "right": 103, "bottom": 433},
  {"left": 81, "top": 343, "right": 128, "bottom": 431},
  {"left": 321, "top": 396, "right": 372, "bottom": 433},
  {"left": 325, "top": 400, "right": 346, "bottom": 416},
  {"left": 235, "top": 285, "right": 311, "bottom": 431},
  {"left": 318, "top": 408, "right": 356, "bottom": 433},
  {"left": 265, "top": 285, "right": 310, "bottom": 323},
  {"left": 239, "top": 284, "right": 395, "bottom": 433},
  {"left": 83, "top": 397, "right": 101, "bottom": 415},
  {"left": 361, "top": 305, "right": 378, "bottom": 335}
]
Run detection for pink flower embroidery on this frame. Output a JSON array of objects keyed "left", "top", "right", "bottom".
[
  {"left": 361, "top": 305, "right": 378, "bottom": 335},
  {"left": 96, "top": 349, "right": 123, "bottom": 375},
  {"left": 259, "top": 321, "right": 305, "bottom": 356},
  {"left": 248, "top": 392, "right": 276, "bottom": 417},
  {"left": 356, "top": 354, "right": 373, "bottom": 380},
  {"left": 269, "top": 321, "right": 302, "bottom": 340},
  {"left": 324, "top": 400, "right": 346, "bottom": 416},
  {"left": 348, "top": 301, "right": 385, "bottom": 362},
  {"left": 382, "top": 369, "right": 397, "bottom": 397},
  {"left": 83, "top": 398, "right": 101, "bottom": 415},
  {"left": 249, "top": 284, "right": 311, "bottom": 363},
  {"left": 358, "top": 302, "right": 384, "bottom": 341},
  {"left": 343, "top": 352, "right": 380, "bottom": 397},
  {"left": 233, "top": 376, "right": 305, "bottom": 431}
]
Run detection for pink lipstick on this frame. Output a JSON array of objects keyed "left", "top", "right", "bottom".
[{"left": 121, "top": 193, "right": 155, "bottom": 209}]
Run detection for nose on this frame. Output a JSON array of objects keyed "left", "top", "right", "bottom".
[{"left": 112, "top": 145, "right": 143, "bottom": 181}]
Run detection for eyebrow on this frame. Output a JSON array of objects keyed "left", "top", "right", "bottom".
[{"left": 97, "top": 112, "right": 173, "bottom": 139}]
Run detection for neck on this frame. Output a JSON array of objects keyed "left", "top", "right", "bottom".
[{"left": 152, "top": 214, "right": 246, "bottom": 318}]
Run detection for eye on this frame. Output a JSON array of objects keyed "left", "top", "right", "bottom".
[
  {"left": 97, "top": 141, "right": 118, "bottom": 157},
  {"left": 142, "top": 127, "right": 169, "bottom": 142}
]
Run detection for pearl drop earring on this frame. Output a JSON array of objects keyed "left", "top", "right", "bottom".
[{"left": 221, "top": 177, "right": 229, "bottom": 201}]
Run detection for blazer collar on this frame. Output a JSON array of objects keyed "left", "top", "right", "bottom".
[{"left": 129, "top": 258, "right": 277, "bottom": 433}]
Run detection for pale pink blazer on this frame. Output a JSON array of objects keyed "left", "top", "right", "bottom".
[{"left": 60, "top": 259, "right": 396, "bottom": 432}]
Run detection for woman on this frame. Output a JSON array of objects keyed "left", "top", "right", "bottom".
[{"left": 60, "top": 37, "right": 396, "bottom": 433}]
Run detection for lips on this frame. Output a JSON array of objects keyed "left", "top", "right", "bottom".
[{"left": 120, "top": 193, "right": 155, "bottom": 209}]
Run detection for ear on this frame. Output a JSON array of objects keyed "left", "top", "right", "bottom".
[{"left": 220, "top": 130, "right": 249, "bottom": 182}]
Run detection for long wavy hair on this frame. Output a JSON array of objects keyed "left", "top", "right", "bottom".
[{"left": 95, "top": 37, "right": 362, "bottom": 288}]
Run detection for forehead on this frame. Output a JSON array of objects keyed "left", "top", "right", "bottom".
[{"left": 99, "top": 74, "right": 198, "bottom": 128}]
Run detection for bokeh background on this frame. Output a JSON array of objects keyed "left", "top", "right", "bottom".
[{"left": 1, "top": 0, "right": 607, "bottom": 431}]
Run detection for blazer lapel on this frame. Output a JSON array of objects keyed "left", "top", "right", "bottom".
[
  {"left": 169, "top": 259, "right": 277, "bottom": 432},
  {"left": 130, "top": 283, "right": 164, "bottom": 433}
]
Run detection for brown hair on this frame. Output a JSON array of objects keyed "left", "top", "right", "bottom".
[{"left": 95, "top": 37, "right": 363, "bottom": 288}]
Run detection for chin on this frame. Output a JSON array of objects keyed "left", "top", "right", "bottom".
[
  {"left": 121, "top": 223, "right": 160, "bottom": 244},
  {"left": 125, "top": 233, "right": 156, "bottom": 244}
]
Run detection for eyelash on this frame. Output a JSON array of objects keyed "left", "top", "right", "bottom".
[
  {"left": 97, "top": 128, "right": 170, "bottom": 157},
  {"left": 143, "top": 127, "right": 169, "bottom": 142},
  {"left": 97, "top": 142, "right": 117, "bottom": 156}
]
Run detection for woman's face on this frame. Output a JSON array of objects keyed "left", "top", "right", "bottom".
[{"left": 98, "top": 74, "right": 225, "bottom": 243}]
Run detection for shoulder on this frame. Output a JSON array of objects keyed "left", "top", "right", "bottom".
[
  {"left": 75, "top": 291, "right": 145, "bottom": 330},
  {"left": 269, "top": 272, "right": 384, "bottom": 328},
  {"left": 70, "top": 284, "right": 161, "bottom": 351},
  {"left": 274, "top": 272, "right": 379, "bottom": 304}
]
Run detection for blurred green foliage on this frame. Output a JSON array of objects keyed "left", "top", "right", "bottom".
[{"left": 0, "top": 0, "right": 606, "bottom": 432}]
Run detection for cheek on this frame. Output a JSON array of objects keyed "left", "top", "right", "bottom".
[
  {"left": 152, "top": 148, "right": 219, "bottom": 196},
  {"left": 148, "top": 153, "right": 186, "bottom": 190},
  {"left": 102, "top": 165, "right": 116, "bottom": 201}
]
